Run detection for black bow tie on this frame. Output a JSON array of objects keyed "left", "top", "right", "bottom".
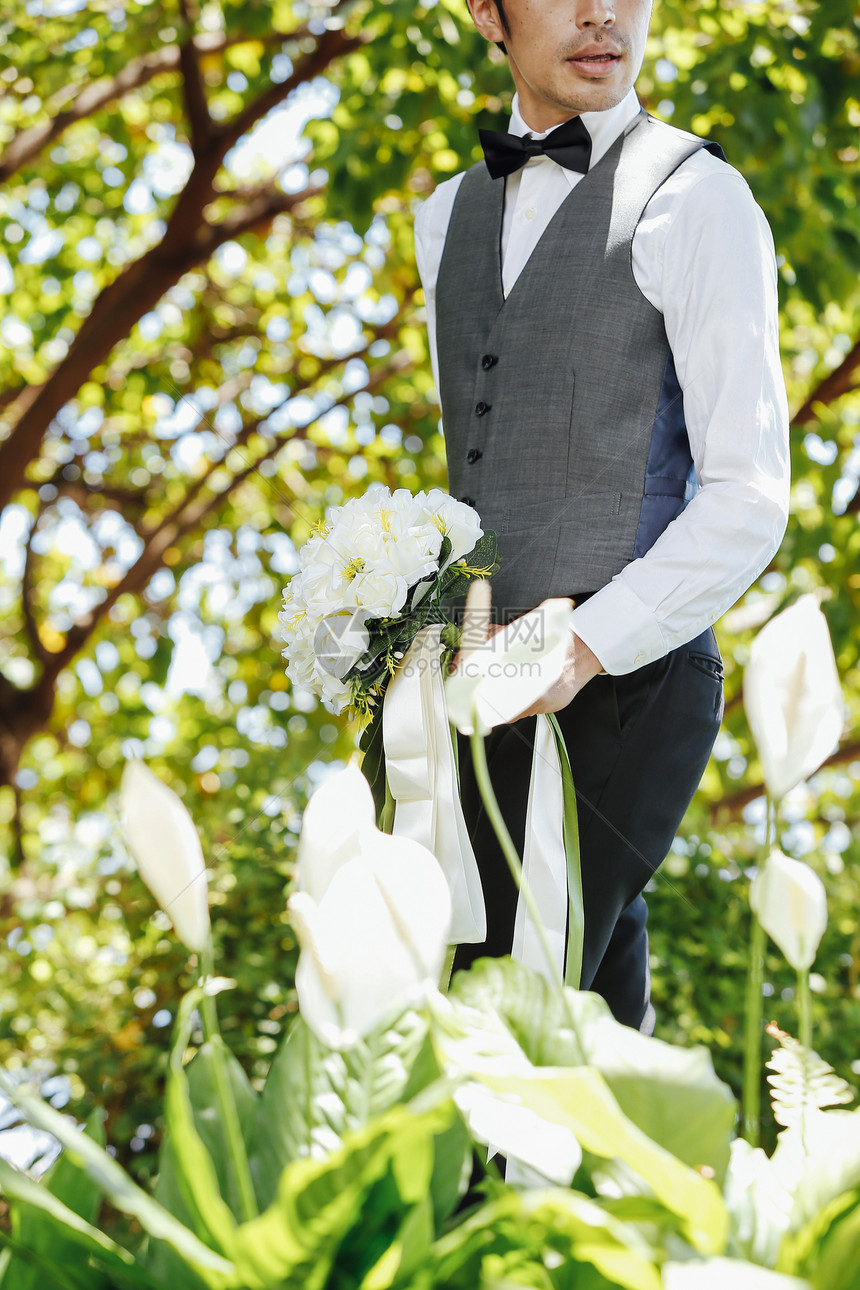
[{"left": 478, "top": 116, "right": 592, "bottom": 180}]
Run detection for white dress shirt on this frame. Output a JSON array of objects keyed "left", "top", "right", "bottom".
[{"left": 414, "top": 89, "right": 790, "bottom": 675}]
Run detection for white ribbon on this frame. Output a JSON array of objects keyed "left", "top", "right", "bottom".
[
  {"left": 384, "top": 633, "right": 571, "bottom": 1188},
  {"left": 383, "top": 625, "right": 486, "bottom": 944},
  {"left": 512, "top": 713, "right": 569, "bottom": 985}
]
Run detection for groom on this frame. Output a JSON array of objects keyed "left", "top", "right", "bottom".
[{"left": 415, "top": 0, "right": 790, "bottom": 1031}]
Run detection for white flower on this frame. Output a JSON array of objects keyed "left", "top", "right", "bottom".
[
  {"left": 348, "top": 565, "right": 409, "bottom": 617},
  {"left": 425, "top": 489, "right": 483, "bottom": 567},
  {"left": 446, "top": 596, "right": 574, "bottom": 735},
  {"left": 300, "top": 544, "right": 352, "bottom": 617},
  {"left": 383, "top": 512, "right": 444, "bottom": 584},
  {"left": 744, "top": 595, "right": 843, "bottom": 800},
  {"left": 749, "top": 848, "right": 827, "bottom": 972},
  {"left": 120, "top": 760, "right": 210, "bottom": 951},
  {"left": 289, "top": 766, "right": 452, "bottom": 1046}
]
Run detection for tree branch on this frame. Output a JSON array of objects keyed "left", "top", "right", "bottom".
[
  {"left": 0, "top": 22, "right": 364, "bottom": 514},
  {"left": 177, "top": 0, "right": 213, "bottom": 155},
  {"left": 218, "top": 22, "right": 363, "bottom": 157},
  {"left": 710, "top": 735, "right": 860, "bottom": 823},
  {"left": 39, "top": 347, "right": 415, "bottom": 686},
  {"left": 792, "top": 335, "right": 860, "bottom": 427},
  {"left": 194, "top": 183, "right": 324, "bottom": 253},
  {"left": 21, "top": 512, "right": 47, "bottom": 667},
  {"left": 0, "top": 27, "right": 294, "bottom": 184}
]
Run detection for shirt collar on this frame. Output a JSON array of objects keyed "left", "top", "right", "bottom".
[{"left": 509, "top": 88, "right": 642, "bottom": 181}]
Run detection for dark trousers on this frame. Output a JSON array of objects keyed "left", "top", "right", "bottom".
[{"left": 452, "top": 627, "right": 724, "bottom": 1033}]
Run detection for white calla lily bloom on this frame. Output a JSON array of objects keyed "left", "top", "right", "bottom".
[
  {"left": 446, "top": 596, "right": 575, "bottom": 735},
  {"left": 744, "top": 594, "right": 843, "bottom": 800},
  {"left": 289, "top": 766, "right": 452, "bottom": 1047},
  {"left": 120, "top": 759, "right": 211, "bottom": 951},
  {"left": 749, "top": 848, "right": 827, "bottom": 971}
]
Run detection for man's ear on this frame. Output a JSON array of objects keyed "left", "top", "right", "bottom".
[{"left": 467, "top": 0, "right": 507, "bottom": 47}]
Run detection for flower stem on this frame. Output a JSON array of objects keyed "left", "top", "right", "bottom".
[
  {"left": 742, "top": 914, "right": 765, "bottom": 1147},
  {"left": 797, "top": 967, "right": 813, "bottom": 1050},
  {"left": 199, "top": 944, "right": 258, "bottom": 1223},
  {"left": 742, "top": 794, "right": 778, "bottom": 1147},
  {"left": 469, "top": 730, "right": 564, "bottom": 994}
]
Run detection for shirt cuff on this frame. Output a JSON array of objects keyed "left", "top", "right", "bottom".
[{"left": 570, "top": 581, "right": 668, "bottom": 675}]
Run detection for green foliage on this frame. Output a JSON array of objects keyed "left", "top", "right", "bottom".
[
  {"left": 4, "top": 943, "right": 860, "bottom": 1288},
  {"left": 765, "top": 1024, "right": 854, "bottom": 1130},
  {"left": 0, "top": 0, "right": 858, "bottom": 1185}
]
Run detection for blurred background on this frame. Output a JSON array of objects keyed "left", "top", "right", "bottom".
[{"left": 0, "top": 0, "right": 858, "bottom": 1179}]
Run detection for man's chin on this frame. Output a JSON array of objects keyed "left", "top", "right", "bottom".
[{"left": 566, "top": 79, "right": 630, "bottom": 114}]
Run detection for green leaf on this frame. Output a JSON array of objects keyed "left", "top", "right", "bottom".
[
  {"left": 523, "top": 1189, "right": 663, "bottom": 1290},
  {"left": 185, "top": 1039, "right": 258, "bottom": 1219},
  {"left": 0, "top": 1155, "right": 157, "bottom": 1290},
  {"left": 1, "top": 1107, "right": 107, "bottom": 1290},
  {"left": 766, "top": 1027, "right": 853, "bottom": 1131},
  {"left": 546, "top": 711, "right": 583, "bottom": 990},
  {"left": 249, "top": 1011, "right": 430, "bottom": 1210},
  {"left": 401, "top": 1033, "right": 472, "bottom": 1228},
  {"left": 416, "top": 1184, "right": 663, "bottom": 1290},
  {"left": 359, "top": 700, "right": 388, "bottom": 826},
  {"left": 0, "top": 1072, "right": 236, "bottom": 1290},
  {"left": 449, "top": 957, "right": 736, "bottom": 1183},
  {"left": 233, "top": 1104, "right": 450, "bottom": 1290},
  {"left": 147, "top": 1030, "right": 258, "bottom": 1286},
  {"left": 804, "top": 1191, "right": 860, "bottom": 1290},
  {"left": 158, "top": 990, "right": 243, "bottom": 1257},
  {"left": 476, "top": 1062, "right": 726, "bottom": 1254}
]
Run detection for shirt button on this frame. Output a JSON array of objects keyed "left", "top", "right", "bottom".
[
  {"left": 481, "top": 354, "right": 498, "bottom": 370},
  {"left": 524, "top": 206, "right": 536, "bottom": 220},
  {"left": 460, "top": 496, "right": 476, "bottom": 507},
  {"left": 634, "top": 651, "right": 646, "bottom": 666},
  {"left": 475, "top": 401, "right": 491, "bottom": 416},
  {"left": 466, "top": 448, "right": 482, "bottom": 464}
]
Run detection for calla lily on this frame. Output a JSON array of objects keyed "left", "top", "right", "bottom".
[
  {"left": 446, "top": 596, "right": 574, "bottom": 735},
  {"left": 744, "top": 595, "right": 843, "bottom": 800},
  {"left": 289, "top": 766, "right": 451, "bottom": 1047},
  {"left": 749, "top": 848, "right": 827, "bottom": 971},
  {"left": 120, "top": 759, "right": 211, "bottom": 952}
]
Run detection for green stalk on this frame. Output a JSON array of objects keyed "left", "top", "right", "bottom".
[
  {"left": 198, "top": 943, "right": 258, "bottom": 1223},
  {"left": 797, "top": 967, "right": 813, "bottom": 1051},
  {"left": 439, "top": 944, "right": 456, "bottom": 994},
  {"left": 469, "top": 728, "right": 565, "bottom": 995},
  {"left": 742, "top": 794, "right": 778, "bottom": 1147},
  {"left": 742, "top": 915, "right": 765, "bottom": 1147}
]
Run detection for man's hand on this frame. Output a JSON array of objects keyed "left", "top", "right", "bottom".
[{"left": 513, "top": 628, "right": 604, "bottom": 720}]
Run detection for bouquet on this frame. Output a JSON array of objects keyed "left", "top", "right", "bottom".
[{"left": 278, "top": 485, "right": 498, "bottom": 717}]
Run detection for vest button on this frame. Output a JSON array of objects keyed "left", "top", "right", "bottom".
[
  {"left": 460, "top": 496, "right": 476, "bottom": 507},
  {"left": 481, "top": 354, "right": 498, "bottom": 370},
  {"left": 474, "top": 401, "right": 490, "bottom": 416},
  {"left": 466, "top": 448, "right": 482, "bottom": 464}
]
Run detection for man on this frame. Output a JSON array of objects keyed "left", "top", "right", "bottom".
[{"left": 414, "top": 0, "right": 790, "bottom": 1033}]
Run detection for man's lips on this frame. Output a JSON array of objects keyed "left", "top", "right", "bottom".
[
  {"left": 566, "top": 47, "right": 622, "bottom": 74},
  {"left": 568, "top": 48, "right": 622, "bottom": 62}
]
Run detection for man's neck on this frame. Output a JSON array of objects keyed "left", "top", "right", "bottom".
[{"left": 510, "top": 88, "right": 642, "bottom": 168}]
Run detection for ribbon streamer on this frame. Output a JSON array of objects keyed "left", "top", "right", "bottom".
[
  {"left": 513, "top": 714, "right": 569, "bottom": 982},
  {"left": 383, "top": 625, "right": 486, "bottom": 944}
]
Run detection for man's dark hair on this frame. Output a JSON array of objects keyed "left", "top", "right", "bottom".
[{"left": 494, "top": 0, "right": 509, "bottom": 53}]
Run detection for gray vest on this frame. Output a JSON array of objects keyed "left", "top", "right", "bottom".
[{"left": 436, "top": 111, "right": 725, "bottom": 614}]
